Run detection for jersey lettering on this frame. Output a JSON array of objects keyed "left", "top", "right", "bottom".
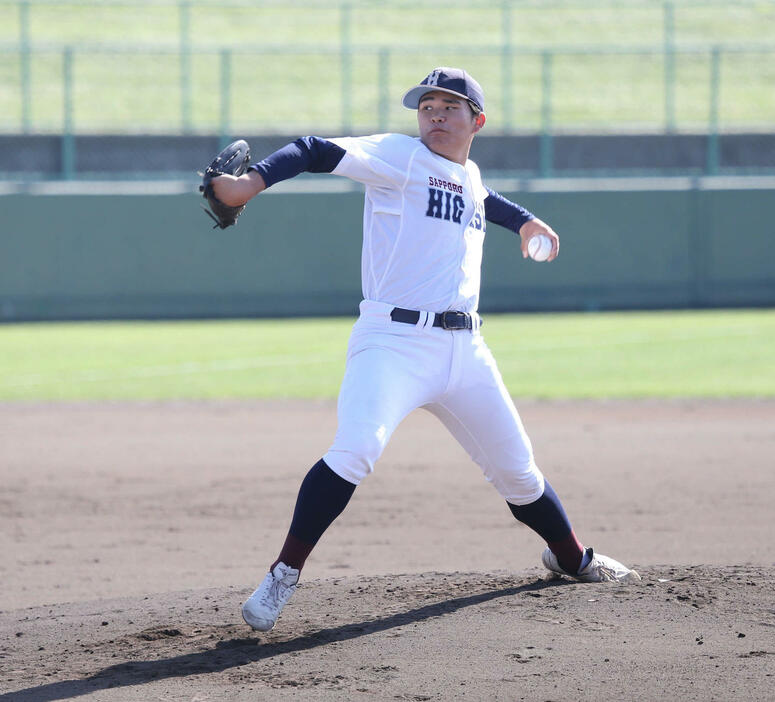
[
  {"left": 453, "top": 195, "right": 465, "bottom": 224},
  {"left": 428, "top": 175, "right": 463, "bottom": 194},
  {"left": 470, "top": 200, "right": 485, "bottom": 231},
  {"left": 426, "top": 188, "right": 444, "bottom": 218},
  {"left": 426, "top": 187, "right": 466, "bottom": 224}
]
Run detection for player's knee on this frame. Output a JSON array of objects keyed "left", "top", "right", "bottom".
[
  {"left": 323, "top": 423, "right": 390, "bottom": 484},
  {"left": 490, "top": 460, "right": 545, "bottom": 505}
]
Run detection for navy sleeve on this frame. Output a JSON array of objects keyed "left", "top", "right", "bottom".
[
  {"left": 483, "top": 186, "right": 535, "bottom": 234},
  {"left": 247, "top": 136, "right": 346, "bottom": 189}
]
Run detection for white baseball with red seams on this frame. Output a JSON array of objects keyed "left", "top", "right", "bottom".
[
  {"left": 318, "top": 133, "right": 545, "bottom": 505},
  {"left": 528, "top": 233, "right": 553, "bottom": 262}
]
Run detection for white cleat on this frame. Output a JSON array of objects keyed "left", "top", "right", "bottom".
[
  {"left": 242, "top": 562, "right": 300, "bottom": 631},
  {"left": 542, "top": 547, "right": 641, "bottom": 584}
]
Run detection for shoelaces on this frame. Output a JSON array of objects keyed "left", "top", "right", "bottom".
[
  {"left": 260, "top": 576, "right": 294, "bottom": 607},
  {"left": 260, "top": 578, "right": 282, "bottom": 606}
]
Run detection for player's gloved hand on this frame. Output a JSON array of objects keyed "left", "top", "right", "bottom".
[
  {"left": 199, "top": 139, "right": 251, "bottom": 229},
  {"left": 519, "top": 218, "right": 560, "bottom": 261}
]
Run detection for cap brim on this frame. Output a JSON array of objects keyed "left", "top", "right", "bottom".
[{"left": 401, "top": 85, "right": 479, "bottom": 111}]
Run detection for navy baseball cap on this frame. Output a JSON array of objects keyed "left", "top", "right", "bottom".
[{"left": 402, "top": 67, "right": 485, "bottom": 113}]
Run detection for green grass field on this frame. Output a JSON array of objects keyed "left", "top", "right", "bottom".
[
  {"left": 1, "top": 309, "right": 773, "bottom": 402},
  {"left": 0, "top": 1, "right": 773, "bottom": 133}
]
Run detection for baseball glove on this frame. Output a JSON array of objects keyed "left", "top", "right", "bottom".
[{"left": 199, "top": 139, "right": 251, "bottom": 229}]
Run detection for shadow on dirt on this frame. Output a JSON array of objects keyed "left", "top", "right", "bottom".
[{"left": 1, "top": 576, "right": 567, "bottom": 701}]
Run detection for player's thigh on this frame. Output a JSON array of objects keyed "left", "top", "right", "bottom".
[
  {"left": 325, "top": 336, "right": 443, "bottom": 484},
  {"left": 426, "top": 337, "right": 544, "bottom": 504}
]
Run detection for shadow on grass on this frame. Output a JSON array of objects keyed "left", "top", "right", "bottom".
[{"left": 1, "top": 576, "right": 568, "bottom": 701}]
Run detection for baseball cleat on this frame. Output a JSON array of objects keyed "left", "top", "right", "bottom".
[
  {"left": 541, "top": 547, "right": 641, "bottom": 583},
  {"left": 242, "top": 562, "right": 299, "bottom": 631}
]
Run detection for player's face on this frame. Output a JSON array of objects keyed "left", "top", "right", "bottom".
[{"left": 417, "top": 91, "right": 485, "bottom": 164}]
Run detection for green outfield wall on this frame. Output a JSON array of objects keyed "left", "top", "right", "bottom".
[{"left": 0, "top": 178, "right": 773, "bottom": 321}]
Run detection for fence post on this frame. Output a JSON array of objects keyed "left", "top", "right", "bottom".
[
  {"left": 179, "top": 0, "right": 192, "bottom": 133},
  {"left": 539, "top": 50, "right": 553, "bottom": 177},
  {"left": 663, "top": 1, "right": 676, "bottom": 132},
  {"left": 688, "top": 179, "right": 707, "bottom": 306},
  {"left": 377, "top": 47, "right": 389, "bottom": 132},
  {"left": 19, "top": 0, "right": 31, "bottom": 132},
  {"left": 501, "top": 0, "right": 512, "bottom": 133},
  {"left": 706, "top": 46, "right": 721, "bottom": 175},
  {"left": 340, "top": 2, "right": 352, "bottom": 133},
  {"left": 219, "top": 48, "right": 231, "bottom": 147},
  {"left": 62, "top": 46, "right": 75, "bottom": 180}
]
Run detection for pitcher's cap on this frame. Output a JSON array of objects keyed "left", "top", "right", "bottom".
[{"left": 402, "top": 67, "right": 485, "bottom": 113}]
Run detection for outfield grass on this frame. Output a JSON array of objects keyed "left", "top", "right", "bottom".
[
  {"left": 1, "top": 309, "right": 773, "bottom": 402},
  {"left": 0, "top": 1, "right": 773, "bottom": 133}
]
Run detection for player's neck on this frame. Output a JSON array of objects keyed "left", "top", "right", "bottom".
[{"left": 423, "top": 141, "right": 471, "bottom": 166}]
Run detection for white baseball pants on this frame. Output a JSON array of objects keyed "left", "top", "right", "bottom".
[{"left": 323, "top": 300, "right": 545, "bottom": 505}]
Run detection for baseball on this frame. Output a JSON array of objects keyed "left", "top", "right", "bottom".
[{"left": 528, "top": 234, "right": 553, "bottom": 262}]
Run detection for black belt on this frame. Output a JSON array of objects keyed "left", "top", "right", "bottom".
[{"left": 390, "top": 307, "right": 478, "bottom": 330}]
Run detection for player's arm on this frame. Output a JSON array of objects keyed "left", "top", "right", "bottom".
[
  {"left": 484, "top": 186, "right": 560, "bottom": 261},
  {"left": 212, "top": 137, "right": 346, "bottom": 207}
]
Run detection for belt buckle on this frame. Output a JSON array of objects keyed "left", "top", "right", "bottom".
[{"left": 441, "top": 311, "right": 470, "bottom": 330}]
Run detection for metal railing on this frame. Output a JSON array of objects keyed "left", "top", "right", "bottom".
[
  {"left": 1, "top": 1, "right": 773, "bottom": 178},
  {"left": 3, "top": 0, "right": 773, "bottom": 132},
  {"left": 4, "top": 43, "right": 772, "bottom": 133}
]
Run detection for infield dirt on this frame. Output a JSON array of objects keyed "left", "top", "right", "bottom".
[{"left": 2, "top": 399, "right": 774, "bottom": 700}]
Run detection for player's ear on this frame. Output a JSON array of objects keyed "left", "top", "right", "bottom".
[{"left": 473, "top": 112, "right": 486, "bottom": 132}]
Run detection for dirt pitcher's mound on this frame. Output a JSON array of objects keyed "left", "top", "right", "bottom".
[
  {"left": 2, "top": 565, "right": 773, "bottom": 701},
  {"left": 3, "top": 399, "right": 775, "bottom": 699}
]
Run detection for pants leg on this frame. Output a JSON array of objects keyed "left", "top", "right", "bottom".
[
  {"left": 324, "top": 321, "right": 449, "bottom": 484},
  {"left": 425, "top": 331, "right": 545, "bottom": 505}
]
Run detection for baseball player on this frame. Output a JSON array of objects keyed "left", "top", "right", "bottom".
[{"left": 211, "top": 67, "right": 640, "bottom": 633}]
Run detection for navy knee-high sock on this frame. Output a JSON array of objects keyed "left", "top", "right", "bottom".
[
  {"left": 507, "top": 480, "right": 585, "bottom": 573},
  {"left": 272, "top": 459, "right": 356, "bottom": 573}
]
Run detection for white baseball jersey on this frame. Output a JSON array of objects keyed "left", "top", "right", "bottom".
[{"left": 327, "top": 134, "right": 488, "bottom": 314}]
